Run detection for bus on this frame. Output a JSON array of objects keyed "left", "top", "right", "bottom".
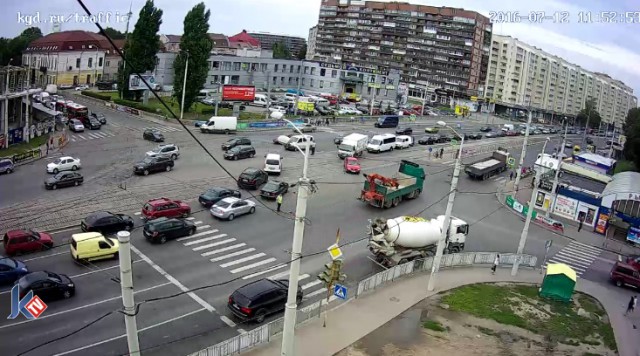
[{"left": 66, "top": 103, "right": 89, "bottom": 121}]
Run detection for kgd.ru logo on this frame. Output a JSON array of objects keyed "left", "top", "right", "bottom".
[{"left": 7, "top": 285, "right": 47, "bottom": 319}]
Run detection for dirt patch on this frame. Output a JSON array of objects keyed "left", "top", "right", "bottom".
[{"left": 335, "top": 283, "right": 616, "bottom": 356}]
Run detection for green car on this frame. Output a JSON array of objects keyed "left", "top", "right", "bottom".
[{"left": 424, "top": 127, "right": 440, "bottom": 133}]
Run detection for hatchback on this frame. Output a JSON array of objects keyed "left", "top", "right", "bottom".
[
  {"left": 17, "top": 271, "right": 75, "bottom": 301},
  {"left": 0, "top": 158, "right": 15, "bottom": 174},
  {"left": 224, "top": 146, "right": 256, "bottom": 160},
  {"left": 143, "top": 129, "right": 165, "bottom": 142},
  {"left": 143, "top": 218, "right": 196, "bottom": 244},
  {"left": 228, "top": 278, "right": 303, "bottom": 323},
  {"left": 3, "top": 230, "right": 54, "bottom": 256},
  {"left": 237, "top": 168, "right": 269, "bottom": 190},
  {"left": 222, "top": 137, "right": 251, "bottom": 151},
  {"left": 0, "top": 257, "right": 29, "bottom": 284},
  {"left": 610, "top": 262, "right": 640, "bottom": 289},
  {"left": 142, "top": 197, "right": 191, "bottom": 220}
]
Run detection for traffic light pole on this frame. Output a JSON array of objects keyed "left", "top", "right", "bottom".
[
  {"left": 117, "top": 231, "right": 140, "bottom": 356},
  {"left": 513, "top": 110, "right": 533, "bottom": 193}
]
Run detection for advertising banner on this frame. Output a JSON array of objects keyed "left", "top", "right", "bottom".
[
  {"left": 576, "top": 201, "right": 598, "bottom": 226},
  {"left": 222, "top": 85, "right": 256, "bottom": 102},
  {"left": 297, "top": 101, "right": 314, "bottom": 111},
  {"left": 553, "top": 195, "right": 578, "bottom": 220},
  {"left": 129, "top": 74, "right": 157, "bottom": 91},
  {"left": 627, "top": 226, "right": 640, "bottom": 244},
  {"left": 594, "top": 213, "right": 609, "bottom": 234}
]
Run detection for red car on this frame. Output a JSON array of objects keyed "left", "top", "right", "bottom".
[
  {"left": 3, "top": 230, "right": 54, "bottom": 256},
  {"left": 626, "top": 255, "right": 640, "bottom": 270},
  {"left": 344, "top": 157, "right": 361, "bottom": 174},
  {"left": 142, "top": 197, "right": 191, "bottom": 220}
]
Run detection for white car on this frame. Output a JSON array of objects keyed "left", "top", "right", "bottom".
[
  {"left": 146, "top": 144, "right": 180, "bottom": 160},
  {"left": 210, "top": 197, "right": 256, "bottom": 221},
  {"left": 47, "top": 156, "right": 81, "bottom": 174},
  {"left": 338, "top": 107, "right": 363, "bottom": 115},
  {"left": 75, "top": 85, "right": 89, "bottom": 91},
  {"left": 268, "top": 106, "right": 287, "bottom": 114},
  {"left": 395, "top": 135, "right": 413, "bottom": 149},
  {"left": 274, "top": 135, "right": 292, "bottom": 145}
]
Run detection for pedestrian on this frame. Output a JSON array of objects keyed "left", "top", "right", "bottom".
[
  {"left": 46, "top": 140, "right": 50, "bottom": 155},
  {"left": 509, "top": 171, "right": 514, "bottom": 181},
  {"left": 325, "top": 117, "right": 330, "bottom": 126},
  {"left": 577, "top": 216, "right": 584, "bottom": 232},
  {"left": 310, "top": 145, "right": 316, "bottom": 155},
  {"left": 276, "top": 193, "right": 283, "bottom": 212},
  {"left": 439, "top": 148, "right": 444, "bottom": 159},
  {"left": 625, "top": 295, "right": 637, "bottom": 316},
  {"left": 491, "top": 254, "right": 500, "bottom": 274}
]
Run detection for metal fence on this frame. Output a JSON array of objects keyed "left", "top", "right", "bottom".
[{"left": 188, "top": 251, "right": 537, "bottom": 356}]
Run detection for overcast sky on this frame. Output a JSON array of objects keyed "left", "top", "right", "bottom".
[{"left": 5, "top": 0, "right": 640, "bottom": 96}]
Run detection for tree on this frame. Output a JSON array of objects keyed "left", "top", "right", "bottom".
[
  {"left": 117, "top": 0, "right": 163, "bottom": 100},
  {"left": 576, "top": 97, "right": 602, "bottom": 129},
  {"left": 272, "top": 42, "right": 291, "bottom": 59},
  {"left": 623, "top": 107, "right": 640, "bottom": 169},
  {"left": 0, "top": 27, "right": 43, "bottom": 65},
  {"left": 172, "top": 3, "right": 212, "bottom": 113},
  {"left": 296, "top": 44, "right": 307, "bottom": 60},
  {"left": 100, "top": 27, "right": 126, "bottom": 40}
]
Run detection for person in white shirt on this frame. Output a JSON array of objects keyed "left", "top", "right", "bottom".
[{"left": 491, "top": 254, "right": 500, "bottom": 274}]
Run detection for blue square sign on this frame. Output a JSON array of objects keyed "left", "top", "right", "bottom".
[{"left": 333, "top": 284, "right": 347, "bottom": 300}]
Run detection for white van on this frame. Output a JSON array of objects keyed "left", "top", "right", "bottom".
[
  {"left": 367, "top": 134, "right": 396, "bottom": 153},
  {"left": 252, "top": 94, "right": 269, "bottom": 108},
  {"left": 285, "top": 135, "right": 316, "bottom": 152},
  {"left": 395, "top": 135, "right": 413, "bottom": 149},
  {"left": 200, "top": 116, "right": 237, "bottom": 134},
  {"left": 315, "top": 98, "right": 330, "bottom": 107},
  {"left": 196, "top": 89, "right": 217, "bottom": 101},
  {"left": 284, "top": 93, "right": 298, "bottom": 100},
  {"left": 264, "top": 153, "right": 283, "bottom": 175},
  {"left": 502, "top": 124, "right": 514, "bottom": 132}
]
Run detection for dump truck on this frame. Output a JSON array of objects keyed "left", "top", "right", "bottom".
[
  {"left": 360, "top": 160, "right": 425, "bottom": 208},
  {"left": 368, "top": 215, "right": 469, "bottom": 267},
  {"left": 464, "top": 149, "right": 510, "bottom": 180}
]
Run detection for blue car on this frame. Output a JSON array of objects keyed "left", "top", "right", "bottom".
[
  {"left": 0, "top": 257, "right": 29, "bottom": 284},
  {"left": 194, "top": 121, "right": 207, "bottom": 128}
]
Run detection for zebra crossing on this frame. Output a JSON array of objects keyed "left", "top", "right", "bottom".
[
  {"left": 175, "top": 218, "right": 333, "bottom": 303},
  {"left": 69, "top": 130, "right": 118, "bottom": 142},
  {"left": 542, "top": 240, "right": 602, "bottom": 277},
  {"left": 109, "top": 122, "right": 183, "bottom": 133}
]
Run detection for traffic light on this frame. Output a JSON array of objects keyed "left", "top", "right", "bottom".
[
  {"left": 317, "top": 262, "right": 334, "bottom": 286},
  {"left": 317, "top": 260, "right": 347, "bottom": 287}
]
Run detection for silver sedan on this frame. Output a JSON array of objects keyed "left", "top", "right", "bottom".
[{"left": 210, "top": 197, "right": 256, "bottom": 221}]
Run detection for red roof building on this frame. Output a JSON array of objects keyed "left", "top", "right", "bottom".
[
  {"left": 25, "top": 30, "right": 111, "bottom": 53},
  {"left": 228, "top": 30, "right": 261, "bottom": 48}
]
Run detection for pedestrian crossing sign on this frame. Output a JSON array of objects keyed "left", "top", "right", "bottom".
[{"left": 333, "top": 284, "right": 347, "bottom": 300}]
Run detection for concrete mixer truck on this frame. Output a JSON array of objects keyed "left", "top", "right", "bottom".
[{"left": 368, "top": 215, "right": 469, "bottom": 268}]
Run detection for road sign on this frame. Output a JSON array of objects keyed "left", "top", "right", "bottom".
[
  {"left": 327, "top": 243, "right": 343, "bottom": 260},
  {"left": 334, "top": 284, "right": 347, "bottom": 300},
  {"left": 428, "top": 147, "right": 433, "bottom": 152},
  {"left": 507, "top": 157, "right": 516, "bottom": 166},
  {"left": 545, "top": 240, "right": 553, "bottom": 250}
]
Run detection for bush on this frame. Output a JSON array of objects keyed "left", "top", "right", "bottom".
[
  {"left": 112, "top": 98, "right": 158, "bottom": 114},
  {"left": 81, "top": 91, "right": 112, "bottom": 101}
]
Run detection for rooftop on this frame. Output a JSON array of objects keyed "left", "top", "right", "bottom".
[
  {"left": 602, "top": 171, "right": 640, "bottom": 197},
  {"left": 25, "top": 30, "right": 111, "bottom": 52},
  {"left": 228, "top": 30, "right": 261, "bottom": 47}
]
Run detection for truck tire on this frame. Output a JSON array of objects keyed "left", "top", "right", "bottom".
[
  {"left": 449, "top": 246, "right": 461, "bottom": 253},
  {"left": 392, "top": 197, "right": 401, "bottom": 207},
  {"left": 383, "top": 200, "right": 393, "bottom": 209}
]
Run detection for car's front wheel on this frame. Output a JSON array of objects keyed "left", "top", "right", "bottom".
[{"left": 228, "top": 214, "right": 235, "bottom": 221}]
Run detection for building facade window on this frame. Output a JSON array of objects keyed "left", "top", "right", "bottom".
[
  {"left": 233, "top": 62, "right": 241, "bottom": 71},
  {"left": 310, "top": 79, "right": 315, "bottom": 87},
  {"left": 98, "top": 57, "right": 103, "bottom": 67},
  {"left": 311, "top": 67, "right": 316, "bottom": 75},
  {"left": 261, "top": 63, "right": 267, "bottom": 72},
  {"left": 274, "top": 64, "right": 279, "bottom": 72},
  {"left": 332, "top": 70, "right": 337, "bottom": 78},
  {"left": 302, "top": 78, "right": 306, "bottom": 85},
  {"left": 231, "top": 75, "right": 240, "bottom": 84},
  {"left": 304, "top": 66, "right": 309, "bottom": 74},
  {"left": 320, "top": 68, "right": 326, "bottom": 77},
  {"left": 88, "top": 58, "right": 93, "bottom": 68},
  {"left": 282, "top": 64, "right": 287, "bottom": 72},
  {"left": 76, "top": 58, "right": 81, "bottom": 68},
  {"left": 273, "top": 76, "right": 277, "bottom": 85},
  {"left": 319, "top": 80, "right": 324, "bottom": 88}
]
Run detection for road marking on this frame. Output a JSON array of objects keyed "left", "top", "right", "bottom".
[
  {"left": 200, "top": 243, "right": 246, "bottom": 257},
  {"left": 176, "top": 229, "right": 219, "bottom": 242},
  {"left": 196, "top": 225, "right": 211, "bottom": 230},
  {"left": 192, "top": 238, "right": 236, "bottom": 251},
  {"left": 560, "top": 247, "right": 599, "bottom": 260},
  {"left": 183, "top": 234, "right": 228, "bottom": 246},
  {"left": 547, "top": 259, "right": 586, "bottom": 272},
  {"left": 77, "top": 134, "right": 87, "bottom": 140},
  {"left": 567, "top": 242, "right": 601, "bottom": 255},
  {"left": 87, "top": 133, "right": 100, "bottom": 139},
  {"left": 186, "top": 217, "right": 195, "bottom": 220},
  {"left": 268, "top": 270, "right": 291, "bottom": 280},
  {"left": 50, "top": 226, "right": 81, "bottom": 235},
  {"left": 220, "top": 315, "right": 236, "bottom": 328},
  {"left": 130, "top": 245, "right": 216, "bottom": 313},
  {"left": 298, "top": 274, "right": 310, "bottom": 282},
  {"left": 320, "top": 295, "right": 339, "bottom": 305},
  {"left": 0, "top": 282, "right": 172, "bottom": 329},
  {"left": 70, "top": 137, "right": 76, "bottom": 142},
  {"left": 110, "top": 122, "right": 121, "bottom": 127},
  {"left": 21, "top": 250, "right": 68, "bottom": 262},
  {"left": 238, "top": 328, "right": 247, "bottom": 334},
  {"left": 243, "top": 265, "right": 287, "bottom": 280},
  {"left": 229, "top": 258, "right": 277, "bottom": 274},
  {"left": 69, "top": 259, "right": 143, "bottom": 278},
  {"left": 193, "top": 220, "right": 203, "bottom": 225},
  {"left": 568, "top": 240, "right": 602, "bottom": 253},
  {"left": 134, "top": 212, "right": 141, "bottom": 215},
  {"left": 210, "top": 248, "right": 256, "bottom": 262},
  {"left": 220, "top": 253, "right": 266, "bottom": 267},
  {"left": 305, "top": 288, "right": 328, "bottom": 298},
  {"left": 52, "top": 308, "right": 206, "bottom": 356},
  {"left": 302, "top": 280, "right": 322, "bottom": 290},
  {"left": 553, "top": 253, "right": 593, "bottom": 267}
]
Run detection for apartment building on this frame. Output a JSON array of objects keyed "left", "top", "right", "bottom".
[
  {"left": 314, "top": 0, "right": 492, "bottom": 98},
  {"left": 102, "top": 39, "right": 125, "bottom": 82},
  {"left": 248, "top": 31, "right": 307, "bottom": 55},
  {"left": 307, "top": 26, "right": 318, "bottom": 60},
  {"left": 485, "top": 35, "right": 637, "bottom": 127}
]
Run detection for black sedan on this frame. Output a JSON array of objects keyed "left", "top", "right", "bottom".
[
  {"left": 479, "top": 126, "right": 492, "bottom": 132},
  {"left": 44, "top": 172, "right": 83, "bottom": 190},
  {"left": 418, "top": 135, "right": 438, "bottom": 145},
  {"left": 260, "top": 180, "right": 289, "bottom": 199},
  {"left": 198, "top": 187, "right": 241, "bottom": 207},
  {"left": 81, "top": 211, "right": 134, "bottom": 234},
  {"left": 334, "top": 136, "right": 344, "bottom": 145},
  {"left": 395, "top": 126, "right": 413, "bottom": 135},
  {"left": 224, "top": 146, "right": 256, "bottom": 160},
  {"left": 222, "top": 137, "right": 251, "bottom": 151},
  {"left": 17, "top": 271, "right": 75, "bottom": 301},
  {"left": 467, "top": 132, "right": 483, "bottom": 140},
  {"left": 438, "top": 134, "right": 454, "bottom": 143},
  {"left": 143, "top": 129, "right": 165, "bottom": 142},
  {"left": 91, "top": 112, "right": 107, "bottom": 124},
  {"left": 143, "top": 218, "right": 196, "bottom": 244},
  {"left": 85, "top": 117, "right": 102, "bottom": 130}
]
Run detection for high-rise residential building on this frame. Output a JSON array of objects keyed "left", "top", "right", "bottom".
[
  {"left": 247, "top": 31, "right": 307, "bottom": 55},
  {"left": 307, "top": 26, "right": 318, "bottom": 60},
  {"left": 485, "top": 35, "right": 637, "bottom": 127},
  {"left": 314, "top": 0, "right": 492, "bottom": 98}
]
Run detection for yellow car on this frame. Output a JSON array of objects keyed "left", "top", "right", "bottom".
[
  {"left": 424, "top": 127, "right": 440, "bottom": 133},
  {"left": 70, "top": 232, "right": 120, "bottom": 262},
  {"left": 573, "top": 145, "right": 581, "bottom": 155}
]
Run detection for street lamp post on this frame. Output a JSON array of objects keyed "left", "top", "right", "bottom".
[
  {"left": 294, "top": 60, "right": 303, "bottom": 116},
  {"left": 179, "top": 51, "right": 189, "bottom": 121},
  {"left": 513, "top": 106, "right": 533, "bottom": 193},
  {"left": 512, "top": 137, "right": 550, "bottom": 276},
  {"left": 548, "top": 124, "right": 568, "bottom": 218},
  {"left": 427, "top": 120, "right": 464, "bottom": 291},
  {"left": 280, "top": 118, "right": 311, "bottom": 356}
]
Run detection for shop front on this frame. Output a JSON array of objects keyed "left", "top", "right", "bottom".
[
  {"left": 599, "top": 172, "right": 640, "bottom": 240},
  {"left": 551, "top": 186, "right": 601, "bottom": 229}
]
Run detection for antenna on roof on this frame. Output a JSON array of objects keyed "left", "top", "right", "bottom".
[{"left": 125, "top": 1, "right": 133, "bottom": 37}]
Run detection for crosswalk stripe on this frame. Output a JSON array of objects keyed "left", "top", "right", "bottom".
[
  {"left": 87, "top": 133, "right": 101, "bottom": 139},
  {"left": 302, "top": 280, "right": 322, "bottom": 290},
  {"left": 200, "top": 243, "right": 246, "bottom": 257},
  {"left": 186, "top": 217, "right": 195, "bottom": 220},
  {"left": 110, "top": 122, "right": 121, "bottom": 127},
  {"left": 220, "top": 253, "right": 266, "bottom": 268},
  {"left": 268, "top": 271, "right": 291, "bottom": 280},
  {"left": 183, "top": 234, "right": 228, "bottom": 246},
  {"left": 553, "top": 253, "right": 593, "bottom": 267},
  {"left": 134, "top": 212, "right": 141, "bottom": 216},
  {"left": 77, "top": 135, "right": 87, "bottom": 140},
  {"left": 193, "top": 221, "right": 203, "bottom": 225},
  {"left": 71, "top": 138, "right": 76, "bottom": 142},
  {"left": 567, "top": 242, "right": 601, "bottom": 255},
  {"left": 196, "top": 225, "right": 211, "bottom": 230},
  {"left": 305, "top": 288, "right": 328, "bottom": 298},
  {"left": 104, "top": 132, "right": 117, "bottom": 137},
  {"left": 556, "top": 249, "right": 597, "bottom": 262},
  {"left": 560, "top": 247, "right": 599, "bottom": 260},
  {"left": 243, "top": 265, "right": 288, "bottom": 280},
  {"left": 547, "top": 259, "right": 586, "bottom": 272},
  {"left": 94, "top": 132, "right": 108, "bottom": 138},
  {"left": 192, "top": 238, "right": 236, "bottom": 252},
  {"left": 210, "top": 248, "right": 256, "bottom": 262},
  {"left": 320, "top": 295, "right": 339, "bottom": 305},
  {"left": 229, "top": 258, "right": 277, "bottom": 274},
  {"left": 176, "top": 229, "right": 219, "bottom": 242}
]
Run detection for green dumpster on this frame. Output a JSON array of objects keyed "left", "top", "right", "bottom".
[{"left": 539, "top": 263, "right": 576, "bottom": 303}]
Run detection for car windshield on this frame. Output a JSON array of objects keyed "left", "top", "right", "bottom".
[
  {"left": 228, "top": 147, "right": 241, "bottom": 153},
  {"left": 347, "top": 159, "right": 359, "bottom": 166},
  {"left": 142, "top": 157, "right": 154, "bottom": 164},
  {"left": 53, "top": 172, "right": 66, "bottom": 179},
  {"left": 204, "top": 189, "right": 221, "bottom": 197},
  {"left": 143, "top": 203, "right": 154, "bottom": 211},
  {"left": 266, "top": 159, "right": 279, "bottom": 165},
  {"left": 370, "top": 139, "right": 381, "bottom": 145},
  {"left": 150, "top": 147, "right": 161, "bottom": 154},
  {"left": 215, "top": 201, "right": 231, "bottom": 209},
  {"left": 263, "top": 182, "right": 279, "bottom": 190}
]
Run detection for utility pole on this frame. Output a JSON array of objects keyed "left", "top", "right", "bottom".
[
  {"left": 370, "top": 86, "right": 376, "bottom": 117},
  {"left": 265, "top": 71, "right": 272, "bottom": 120},
  {"left": 280, "top": 121, "right": 312, "bottom": 356},
  {"left": 294, "top": 60, "right": 303, "bottom": 116},
  {"left": 513, "top": 108, "right": 533, "bottom": 193},
  {"left": 120, "top": 1, "right": 133, "bottom": 99},
  {"left": 117, "top": 231, "right": 140, "bottom": 356},
  {"left": 25, "top": 62, "right": 31, "bottom": 143},
  {"left": 179, "top": 51, "right": 189, "bottom": 121},
  {"left": 548, "top": 124, "right": 568, "bottom": 217},
  {"left": 421, "top": 86, "right": 427, "bottom": 116},
  {"left": 582, "top": 105, "right": 592, "bottom": 145},
  {"left": 512, "top": 138, "right": 549, "bottom": 276},
  {"left": 609, "top": 125, "right": 616, "bottom": 158},
  {"left": 428, "top": 122, "right": 464, "bottom": 291}
]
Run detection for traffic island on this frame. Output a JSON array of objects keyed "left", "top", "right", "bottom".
[{"left": 336, "top": 283, "right": 616, "bottom": 356}]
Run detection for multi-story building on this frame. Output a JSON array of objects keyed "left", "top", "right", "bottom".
[
  {"left": 153, "top": 52, "right": 177, "bottom": 90},
  {"left": 484, "top": 35, "right": 637, "bottom": 127},
  {"left": 23, "top": 31, "right": 108, "bottom": 87},
  {"left": 159, "top": 34, "right": 181, "bottom": 52},
  {"left": 248, "top": 31, "right": 306, "bottom": 55},
  {"left": 307, "top": 26, "right": 318, "bottom": 60},
  {"left": 102, "top": 39, "right": 125, "bottom": 82},
  {"left": 314, "top": 0, "right": 492, "bottom": 98}
]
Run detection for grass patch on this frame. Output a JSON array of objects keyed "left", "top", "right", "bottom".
[
  {"left": 0, "top": 134, "right": 49, "bottom": 158},
  {"left": 614, "top": 160, "right": 637, "bottom": 173},
  {"left": 441, "top": 284, "right": 616, "bottom": 352},
  {"left": 422, "top": 320, "right": 446, "bottom": 332}
]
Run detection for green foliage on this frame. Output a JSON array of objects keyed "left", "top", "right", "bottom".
[
  {"left": 296, "top": 44, "right": 307, "bottom": 60},
  {"left": 623, "top": 107, "right": 640, "bottom": 170},
  {"left": 272, "top": 42, "right": 292, "bottom": 59},
  {"left": 422, "top": 320, "right": 446, "bottom": 332},
  {"left": 172, "top": 2, "right": 212, "bottom": 113},
  {"left": 613, "top": 160, "right": 637, "bottom": 174},
  {"left": 113, "top": 98, "right": 157, "bottom": 114},
  {"left": 117, "top": 0, "right": 163, "bottom": 100},
  {"left": 576, "top": 98, "right": 602, "bottom": 129},
  {"left": 81, "top": 91, "right": 112, "bottom": 101},
  {"left": 100, "top": 27, "right": 126, "bottom": 40},
  {"left": 0, "top": 27, "right": 43, "bottom": 65}
]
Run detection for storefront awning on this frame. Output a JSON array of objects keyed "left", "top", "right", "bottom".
[
  {"left": 28, "top": 101, "right": 60, "bottom": 117},
  {"left": 602, "top": 171, "right": 640, "bottom": 198}
]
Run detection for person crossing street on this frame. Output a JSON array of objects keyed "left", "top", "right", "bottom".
[{"left": 276, "top": 193, "right": 283, "bottom": 212}]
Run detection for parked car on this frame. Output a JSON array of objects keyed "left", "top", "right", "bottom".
[
  {"left": 81, "top": 211, "right": 134, "bottom": 234},
  {"left": 210, "top": 197, "right": 256, "bottom": 221},
  {"left": 142, "top": 197, "right": 191, "bottom": 220},
  {"left": 505, "top": 130, "right": 518, "bottom": 136},
  {"left": 44, "top": 171, "right": 83, "bottom": 190},
  {"left": 90, "top": 112, "right": 107, "bottom": 125},
  {"left": 198, "top": 187, "right": 241, "bottom": 208},
  {"left": 344, "top": 156, "right": 361, "bottom": 174},
  {"left": 0, "top": 158, "right": 15, "bottom": 174},
  {"left": 133, "top": 156, "right": 174, "bottom": 175},
  {"left": 224, "top": 146, "right": 256, "bottom": 160},
  {"left": 0, "top": 257, "right": 29, "bottom": 284},
  {"left": 485, "top": 132, "right": 497, "bottom": 138},
  {"left": 610, "top": 261, "right": 640, "bottom": 289},
  {"left": 237, "top": 168, "right": 269, "bottom": 190},
  {"left": 260, "top": 181, "right": 289, "bottom": 199},
  {"left": 467, "top": 132, "right": 483, "bottom": 140},
  {"left": 47, "top": 156, "right": 81, "bottom": 174},
  {"left": 194, "top": 120, "right": 207, "bottom": 128},
  {"left": 222, "top": 137, "right": 252, "bottom": 151},
  {"left": 16, "top": 271, "right": 75, "bottom": 301},
  {"left": 143, "top": 217, "right": 196, "bottom": 244},
  {"left": 395, "top": 126, "right": 413, "bottom": 135},
  {"left": 228, "top": 278, "right": 303, "bottom": 323},
  {"left": 146, "top": 143, "right": 180, "bottom": 160},
  {"left": 479, "top": 126, "right": 492, "bottom": 132},
  {"left": 143, "top": 129, "right": 165, "bottom": 142},
  {"left": 75, "top": 85, "right": 89, "bottom": 91},
  {"left": 2, "top": 229, "right": 54, "bottom": 256},
  {"left": 294, "top": 123, "right": 316, "bottom": 133},
  {"left": 418, "top": 135, "right": 438, "bottom": 145},
  {"left": 424, "top": 127, "right": 439, "bottom": 133},
  {"left": 69, "top": 119, "right": 85, "bottom": 132}
]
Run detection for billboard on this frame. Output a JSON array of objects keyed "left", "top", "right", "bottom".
[
  {"left": 129, "top": 74, "right": 157, "bottom": 91},
  {"left": 222, "top": 85, "right": 256, "bottom": 102}
]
